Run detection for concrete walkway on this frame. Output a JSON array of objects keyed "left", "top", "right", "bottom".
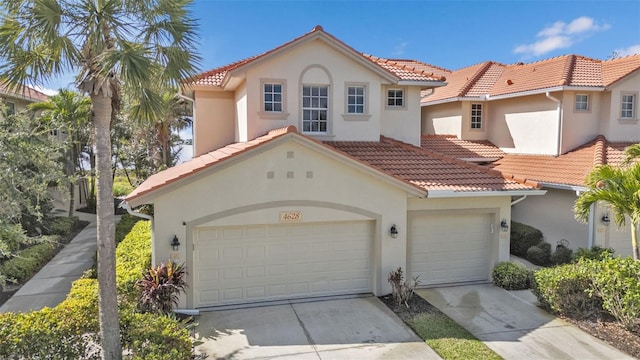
[
  {"left": 417, "top": 284, "right": 634, "bottom": 360},
  {"left": 0, "top": 212, "right": 99, "bottom": 313}
]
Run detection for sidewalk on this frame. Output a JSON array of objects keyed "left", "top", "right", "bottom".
[{"left": 0, "top": 212, "right": 102, "bottom": 313}]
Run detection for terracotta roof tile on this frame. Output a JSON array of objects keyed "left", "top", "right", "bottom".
[
  {"left": 489, "top": 136, "right": 637, "bottom": 187},
  {"left": 326, "top": 137, "right": 536, "bottom": 192},
  {"left": 0, "top": 82, "right": 49, "bottom": 102},
  {"left": 421, "top": 135, "right": 505, "bottom": 160},
  {"left": 602, "top": 53, "right": 640, "bottom": 86},
  {"left": 190, "top": 26, "right": 445, "bottom": 88}
]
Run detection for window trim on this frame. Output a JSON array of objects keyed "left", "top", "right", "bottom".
[
  {"left": 620, "top": 92, "right": 637, "bottom": 120},
  {"left": 301, "top": 84, "right": 330, "bottom": 134},
  {"left": 470, "top": 103, "right": 483, "bottom": 130},
  {"left": 3, "top": 101, "right": 15, "bottom": 116},
  {"left": 259, "top": 78, "right": 288, "bottom": 120},
  {"left": 574, "top": 94, "right": 590, "bottom": 112},
  {"left": 385, "top": 87, "right": 407, "bottom": 110},
  {"left": 343, "top": 82, "right": 371, "bottom": 121}
]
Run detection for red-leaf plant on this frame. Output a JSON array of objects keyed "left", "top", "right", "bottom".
[{"left": 136, "top": 261, "right": 187, "bottom": 315}]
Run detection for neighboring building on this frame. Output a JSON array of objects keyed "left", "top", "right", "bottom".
[
  {"left": 0, "top": 82, "right": 49, "bottom": 116},
  {"left": 125, "top": 26, "right": 543, "bottom": 310},
  {"left": 421, "top": 54, "right": 640, "bottom": 256}
]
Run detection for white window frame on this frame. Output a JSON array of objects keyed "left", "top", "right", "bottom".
[
  {"left": 471, "top": 103, "right": 483, "bottom": 129},
  {"left": 347, "top": 85, "right": 365, "bottom": 114},
  {"left": 575, "top": 94, "right": 589, "bottom": 112},
  {"left": 620, "top": 92, "right": 636, "bottom": 120},
  {"left": 302, "top": 85, "right": 329, "bottom": 134},
  {"left": 259, "top": 79, "right": 288, "bottom": 120},
  {"left": 386, "top": 88, "right": 406, "bottom": 109},
  {"left": 343, "top": 82, "right": 370, "bottom": 121}
]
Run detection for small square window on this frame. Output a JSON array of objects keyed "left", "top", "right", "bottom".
[
  {"left": 264, "top": 83, "right": 283, "bottom": 113},
  {"left": 575, "top": 94, "right": 589, "bottom": 111},
  {"left": 347, "top": 85, "right": 365, "bottom": 114},
  {"left": 387, "top": 89, "right": 404, "bottom": 107},
  {"left": 621, "top": 94, "right": 636, "bottom": 119}
]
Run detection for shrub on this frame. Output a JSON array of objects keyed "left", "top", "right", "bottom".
[
  {"left": 388, "top": 267, "right": 420, "bottom": 308},
  {"left": 492, "top": 262, "right": 531, "bottom": 290},
  {"left": 0, "top": 242, "right": 56, "bottom": 282},
  {"left": 532, "top": 263, "right": 601, "bottom": 318},
  {"left": 115, "top": 214, "right": 140, "bottom": 244},
  {"left": 526, "top": 242, "right": 552, "bottom": 266},
  {"left": 137, "top": 261, "right": 188, "bottom": 315},
  {"left": 551, "top": 244, "right": 573, "bottom": 265},
  {"left": 573, "top": 246, "right": 614, "bottom": 262},
  {"left": 0, "top": 223, "right": 27, "bottom": 258},
  {"left": 44, "top": 216, "right": 77, "bottom": 236},
  {"left": 510, "top": 221, "right": 543, "bottom": 256},
  {"left": 112, "top": 176, "right": 133, "bottom": 197},
  {"left": 116, "top": 220, "right": 152, "bottom": 303},
  {"left": 584, "top": 257, "right": 640, "bottom": 329},
  {"left": 121, "top": 312, "right": 192, "bottom": 359}
]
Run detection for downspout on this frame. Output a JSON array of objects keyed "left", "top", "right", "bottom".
[
  {"left": 510, "top": 195, "right": 527, "bottom": 206},
  {"left": 587, "top": 202, "right": 595, "bottom": 248},
  {"left": 546, "top": 92, "right": 563, "bottom": 156}
]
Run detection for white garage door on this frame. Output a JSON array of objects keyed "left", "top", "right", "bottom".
[
  {"left": 193, "top": 221, "right": 372, "bottom": 308},
  {"left": 409, "top": 213, "right": 491, "bottom": 285}
]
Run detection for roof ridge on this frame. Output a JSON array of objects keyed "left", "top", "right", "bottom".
[
  {"left": 381, "top": 136, "right": 540, "bottom": 189},
  {"left": 458, "top": 61, "right": 493, "bottom": 97},
  {"left": 592, "top": 135, "right": 607, "bottom": 166},
  {"left": 560, "top": 55, "right": 576, "bottom": 86}
]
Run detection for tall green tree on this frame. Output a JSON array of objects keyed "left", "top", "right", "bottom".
[
  {"left": 574, "top": 164, "right": 640, "bottom": 260},
  {"left": 29, "top": 89, "right": 91, "bottom": 216},
  {"left": 0, "top": 1, "right": 200, "bottom": 358}
]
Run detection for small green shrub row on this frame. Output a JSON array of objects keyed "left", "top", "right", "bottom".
[
  {"left": 0, "top": 242, "right": 56, "bottom": 283},
  {"left": 44, "top": 216, "right": 78, "bottom": 236},
  {"left": 510, "top": 221, "right": 543, "bottom": 257},
  {"left": 573, "top": 246, "right": 614, "bottom": 261},
  {"left": 551, "top": 244, "right": 573, "bottom": 265},
  {"left": 526, "top": 241, "right": 551, "bottom": 266},
  {"left": 0, "top": 223, "right": 28, "bottom": 258},
  {"left": 113, "top": 176, "right": 134, "bottom": 197},
  {"left": 115, "top": 214, "right": 140, "bottom": 244},
  {"left": 0, "top": 220, "right": 192, "bottom": 359},
  {"left": 492, "top": 262, "right": 532, "bottom": 290}
]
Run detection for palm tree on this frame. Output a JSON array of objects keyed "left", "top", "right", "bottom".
[
  {"left": 574, "top": 164, "right": 640, "bottom": 260},
  {"left": 623, "top": 143, "right": 640, "bottom": 163},
  {"left": 0, "top": 2, "right": 200, "bottom": 358},
  {"left": 29, "top": 89, "right": 91, "bottom": 217}
]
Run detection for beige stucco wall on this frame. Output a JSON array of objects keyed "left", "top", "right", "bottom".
[
  {"left": 148, "top": 138, "right": 411, "bottom": 307},
  {"left": 408, "top": 196, "right": 512, "bottom": 270},
  {"left": 489, "top": 94, "right": 559, "bottom": 155},
  {"left": 192, "top": 91, "right": 236, "bottom": 156},
  {"left": 512, "top": 188, "right": 589, "bottom": 250},
  {"left": 460, "top": 101, "right": 488, "bottom": 141},
  {"left": 560, "top": 90, "right": 603, "bottom": 153},
  {"left": 421, "top": 101, "right": 463, "bottom": 138},
  {"left": 380, "top": 86, "right": 422, "bottom": 146},
  {"left": 600, "top": 71, "right": 640, "bottom": 142}
]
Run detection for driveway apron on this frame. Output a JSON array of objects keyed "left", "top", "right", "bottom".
[
  {"left": 417, "top": 284, "right": 633, "bottom": 360},
  {"left": 194, "top": 296, "right": 441, "bottom": 359}
]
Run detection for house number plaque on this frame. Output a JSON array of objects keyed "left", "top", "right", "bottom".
[{"left": 280, "top": 211, "right": 302, "bottom": 223}]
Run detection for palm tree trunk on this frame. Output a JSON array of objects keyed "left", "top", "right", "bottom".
[
  {"left": 632, "top": 221, "right": 639, "bottom": 261},
  {"left": 92, "top": 93, "right": 122, "bottom": 359}
]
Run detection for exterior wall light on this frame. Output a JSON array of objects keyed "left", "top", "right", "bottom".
[
  {"left": 171, "top": 235, "right": 181, "bottom": 251},
  {"left": 602, "top": 214, "right": 611, "bottom": 226},
  {"left": 390, "top": 224, "right": 399, "bottom": 238},
  {"left": 500, "top": 219, "right": 509, "bottom": 232}
]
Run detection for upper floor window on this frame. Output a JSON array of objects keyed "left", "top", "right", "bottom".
[
  {"left": 3, "top": 101, "right": 15, "bottom": 116},
  {"left": 575, "top": 94, "right": 589, "bottom": 111},
  {"left": 347, "top": 85, "right": 365, "bottom": 114},
  {"left": 471, "top": 103, "right": 482, "bottom": 129},
  {"left": 621, "top": 93, "right": 636, "bottom": 119},
  {"left": 302, "top": 85, "right": 328, "bottom": 133},
  {"left": 387, "top": 89, "right": 404, "bottom": 108},
  {"left": 263, "top": 83, "right": 283, "bottom": 112}
]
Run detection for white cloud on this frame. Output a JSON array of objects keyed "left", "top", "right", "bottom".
[
  {"left": 515, "top": 16, "right": 610, "bottom": 57},
  {"left": 391, "top": 41, "right": 408, "bottom": 57},
  {"left": 33, "top": 86, "right": 59, "bottom": 96},
  {"left": 614, "top": 44, "right": 640, "bottom": 57}
]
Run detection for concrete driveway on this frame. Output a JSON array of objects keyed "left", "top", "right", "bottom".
[
  {"left": 417, "top": 284, "right": 633, "bottom": 360},
  {"left": 194, "top": 296, "right": 441, "bottom": 359}
]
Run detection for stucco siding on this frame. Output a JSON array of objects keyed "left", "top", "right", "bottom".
[
  {"left": 192, "top": 90, "right": 236, "bottom": 156},
  {"left": 421, "top": 102, "right": 463, "bottom": 138},
  {"left": 561, "top": 90, "right": 602, "bottom": 153},
  {"left": 381, "top": 86, "right": 422, "bottom": 146},
  {"left": 602, "top": 71, "right": 640, "bottom": 142}
]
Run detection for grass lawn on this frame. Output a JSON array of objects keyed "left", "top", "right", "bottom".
[{"left": 410, "top": 312, "right": 502, "bottom": 360}]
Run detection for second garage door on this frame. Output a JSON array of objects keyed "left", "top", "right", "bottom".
[
  {"left": 409, "top": 213, "right": 491, "bottom": 286},
  {"left": 193, "top": 221, "right": 373, "bottom": 308}
]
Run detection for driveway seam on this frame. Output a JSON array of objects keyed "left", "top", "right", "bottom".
[{"left": 290, "top": 303, "right": 321, "bottom": 360}]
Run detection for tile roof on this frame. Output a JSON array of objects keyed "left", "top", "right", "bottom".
[
  {"left": 422, "top": 53, "right": 640, "bottom": 103},
  {"left": 190, "top": 26, "right": 445, "bottom": 88},
  {"left": 325, "top": 137, "right": 537, "bottom": 192},
  {"left": 0, "top": 82, "right": 49, "bottom": 102},
  {"left": 421, "top": 135, "right": 505, "bottom": 160},
  {"left": 489, "top": 136, "right": 636, "bottom": 187}
]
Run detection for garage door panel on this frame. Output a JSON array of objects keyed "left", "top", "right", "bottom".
[
  {"left": 194, "top": 220, "right": 373, "bottom": 307},
  {"left": 410, "top": 214, "right": 491, "bottom": 285}
]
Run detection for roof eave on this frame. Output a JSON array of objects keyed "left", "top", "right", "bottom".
[
  {"left": 398, "top": 80, "right": 447, "bottom": 87},
  {"left": 486, "top": 86, "right": 604, "bottom": 100},
  {"left": 538, "top": 182, "right": 588, "bottom": 192},
  {"left": 427, "top": 189, "right": 547, "bottom": 198}
]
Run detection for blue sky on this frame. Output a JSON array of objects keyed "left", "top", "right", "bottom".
[{"left": 42, "top": 0, "right": 640, "bottom": 93}]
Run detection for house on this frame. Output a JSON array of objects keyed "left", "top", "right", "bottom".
[
  {"left": 421, "top": 54, "right": 640, "bottom": 256},
  {"left": 0, "top": 82, "right": 49, "bottom": 116},
  {"left": 125, "top": 26, "right": 544, "bottom": 309}
]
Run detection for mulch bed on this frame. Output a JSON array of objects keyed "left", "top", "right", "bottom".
[
  {"left": 379, "top": 293, "right": 443, "bottom": 322},
  {"left": 562, "top": 315, "right": 640, "bottom": 358},
  {"left": 0, "top": 219, "right": 90, "bottom": 307}
]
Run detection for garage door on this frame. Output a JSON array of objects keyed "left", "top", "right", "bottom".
[
  {"left": 409, "top": 213, "right": 491, "bottom": 285},
  {"left": 193, "top": 221, "right": 372, "bottom": 307}
]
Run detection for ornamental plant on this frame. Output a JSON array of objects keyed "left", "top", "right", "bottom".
[
  {"left": 137, "top": 261, "right": 188, "bottom": 315},
  {"left": 388, "top": 267, "right": 420, "bottom": 308}
]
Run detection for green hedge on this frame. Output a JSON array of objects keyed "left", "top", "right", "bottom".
[
  {"left": 510, "top": 221, "right": 543, "bottom": 257},
  {"left": 0, "top": 242, "right": 56, "bottom": 283},
  {"left": 492, "top": 262, "right": 531, "bottom": 290},
  {"left": 0, "top": 220, "right": 192, "bottom": 359}
]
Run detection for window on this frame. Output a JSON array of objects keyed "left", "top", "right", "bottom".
[
  {"left": 263, "top": 83, "right": 282, "bottom": 112},
  {"left": 471, "top": 103, "right": 482, "bottom": 129},
  {"left": 575, "top": 94, "right": 589, "bottom": 111},
  {"left": 4, "top": 101, "right": 15, "bottom": 116},
  {"left": 302, "top": 85, "right": 328, "bottom": 133},
  {"left": 387, "top": 89, "right": 404, "bottom": 107},
  {"left": 347, "top": 85, "right": 365, "bottom": 114},
  {"left": 621, "top": 93, "right": 635, "bottom": 119}
]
